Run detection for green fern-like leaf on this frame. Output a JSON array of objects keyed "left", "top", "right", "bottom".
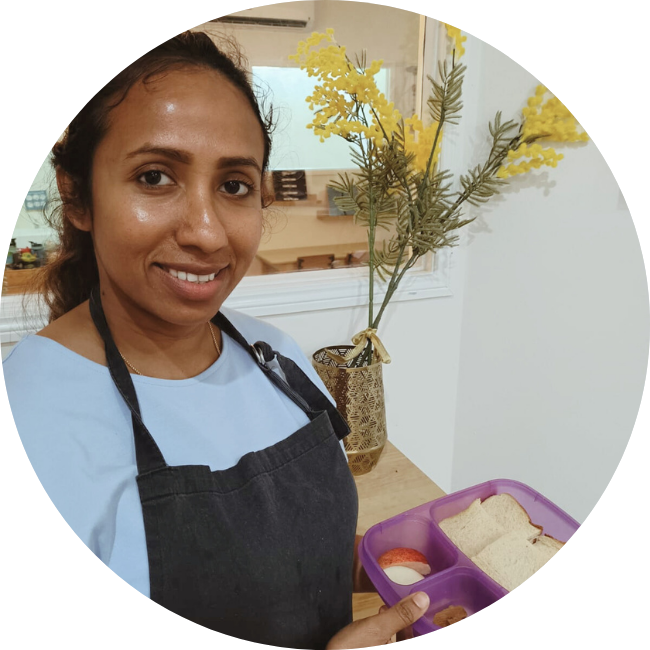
[{"left": 427, "top": 59, "right": 466, "bottom": 126}]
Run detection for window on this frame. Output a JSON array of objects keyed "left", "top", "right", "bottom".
[{"left": 254, "top": 65, "right": 390, "bottom": 171}]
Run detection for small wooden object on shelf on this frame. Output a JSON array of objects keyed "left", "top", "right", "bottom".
[
  {"left": 272, "top": 170, "right": 308, "bottom": 202},
  {"left": 297, "top": 253, "right": 335, "bottom": 270}
]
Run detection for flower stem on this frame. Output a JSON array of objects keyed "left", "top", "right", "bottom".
[
  {"left": 351, "top": 234, "right": 414, "bottom": 368},
  {"left": 372, "top": 254, "right": 416, "bottom": 331},
  {"left": 357, "top": 110, "right": 376, "bottom": 331}
]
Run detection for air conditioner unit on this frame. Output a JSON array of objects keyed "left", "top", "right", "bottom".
[{"left": 212, "top": 2, "right": 315, "bottom": 29}]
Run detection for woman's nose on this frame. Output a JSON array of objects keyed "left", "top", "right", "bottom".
[{"left": 176, "top": 185, "right": 228, "bottom": 253}]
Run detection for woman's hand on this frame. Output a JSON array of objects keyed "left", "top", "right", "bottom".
[{"left": 326, "top": 592, "right": 430, "bottom": 648}]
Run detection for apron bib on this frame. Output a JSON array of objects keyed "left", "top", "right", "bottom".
[{"left": 89, "top": 289, "right": 358, "bottom": 649}]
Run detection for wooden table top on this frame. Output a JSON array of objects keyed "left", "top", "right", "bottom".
[{"left": 352, "top": 441, "right": 445, "bottom": 623}]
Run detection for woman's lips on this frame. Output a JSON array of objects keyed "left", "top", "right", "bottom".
[
  {"left": 154, "top": 263, "right": 228, "bottom": 301},
  {"left": 163, "top": 265, "right": 216, "bottom": 284},
  {"left": 159, "top": 261, "right": 227, "bottom": 276}
]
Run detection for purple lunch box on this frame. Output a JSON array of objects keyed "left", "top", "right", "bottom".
[{"left": 358, "top": 479, "right": 580, "bottom": 637}]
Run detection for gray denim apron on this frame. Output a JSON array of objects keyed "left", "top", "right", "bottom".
[{"left": 89, "top": 288, "right": 359, "bottom": 649}]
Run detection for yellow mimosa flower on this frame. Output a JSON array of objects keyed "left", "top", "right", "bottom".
[{"left": 444, "top": 23, "right": 467, "bottom": 58}]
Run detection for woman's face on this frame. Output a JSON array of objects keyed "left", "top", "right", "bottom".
[{"left": 81, "top": 66, "right": 266, "bottom": 328}]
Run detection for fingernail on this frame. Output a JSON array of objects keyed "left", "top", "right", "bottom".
[{"left": 413, "top": 592, "right": 429, "bottom": 609}]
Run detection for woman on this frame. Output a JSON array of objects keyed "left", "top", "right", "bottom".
[{"left": 3, "top": 31, "right": 429, "bottom": 648}]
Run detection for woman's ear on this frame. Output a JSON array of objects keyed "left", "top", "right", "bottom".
[{"left": 56, "top": 168, "right": 92, "bottom": 232}]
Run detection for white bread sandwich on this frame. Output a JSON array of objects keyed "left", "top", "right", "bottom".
[
  {"left": 439, "top": 493, "right": 565, "bottom": 591},
  {"left": 471, "top": 530, "right": 547, "bottom": 591},
  {"left": 531, "top": 534, "right": 565, "bottom": 564},
  {"left": 438, "top": 498, "right": 507, "bottom": 558},
  {"left": 481, "top": 494, "right": 542, "bottom": 540}
]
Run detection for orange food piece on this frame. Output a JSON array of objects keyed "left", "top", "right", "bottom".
[{"left": 433, "top": 605, "right": 468, "bottom": 627}]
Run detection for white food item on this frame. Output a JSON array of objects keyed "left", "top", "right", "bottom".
[
  {"left": 383, "top": 565, "right": 425, "bottom": 585},
  {"left": 532, "top": 534, "right": 564, "bottom": 564},
  {"left": 439, "top": 493, "right": 565, "bottom": 592},
  {"left": 439, "top": 498, "right": 507, "bottom": 558},
  {"left": 481, "top": 494, "right": 542, "bottom": 540},
  {"left": 472, "top": 531, "right": 547, "bottom": 592}
]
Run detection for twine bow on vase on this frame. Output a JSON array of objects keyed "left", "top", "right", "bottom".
[{"left": 325, "top": 328, "right": 392, "bottom": 367}]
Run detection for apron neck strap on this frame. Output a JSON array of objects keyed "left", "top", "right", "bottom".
[
  {"left": 214, "top": 312, "right": 351, "bottom": 442},
  {"left": 213, "top": 312, "right": 267, "bottom": 363},
  {"left": 89, "top": 287, "right": 168, "bottom": 474},
  {"left": 88, "top": 287, "right": 350, "bottom": 471}
]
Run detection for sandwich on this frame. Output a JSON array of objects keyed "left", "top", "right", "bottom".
[{"left": 439, "top": 493, "right": 565, "bottom": 591}]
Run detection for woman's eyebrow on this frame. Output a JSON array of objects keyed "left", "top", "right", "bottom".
[
  {"left": 124, "top": 148, "right": 261, "bottom": 174},
  {"left": 126, "top": 145, "right": 192, "bottom": 163},
  {"left": 219, "top": 156, "right": 262, "bottom": 175}
]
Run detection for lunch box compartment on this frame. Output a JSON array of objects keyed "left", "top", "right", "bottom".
[
  {"left": 411, "top": 567, "right": 506, "bottom": 636},
  {"left": 360, "top": 515, "right": 458, "bottom": 602}
]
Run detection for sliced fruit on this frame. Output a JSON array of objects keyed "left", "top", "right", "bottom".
[
  {"left": 377, "top": 547, "right": 431, "bottom": 576},
  {"left": 383, "top": 565, "right": 425, "bottom": 585}
]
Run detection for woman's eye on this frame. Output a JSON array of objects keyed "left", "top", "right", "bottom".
[
  {"left": 221, "top": 180, "right": 252, "bottom": 196},
  {"left": 139, "top": 170, "right": 173, "bottom": 187}
]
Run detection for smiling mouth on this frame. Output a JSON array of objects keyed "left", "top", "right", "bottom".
[{"left": 158, "top": 265, "right": 221, "bottom": 284}]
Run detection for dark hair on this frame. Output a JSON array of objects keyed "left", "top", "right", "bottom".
[{"left": 36, "top": 30, "right": 273, "bottom": 322}]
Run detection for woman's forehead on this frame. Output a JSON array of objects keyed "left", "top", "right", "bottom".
[
  {"left": 100, "top": 67, "right": 265, "bottom": 162},
  {"left": 109, "top": 68, "right": 262, "bottom": 140}
]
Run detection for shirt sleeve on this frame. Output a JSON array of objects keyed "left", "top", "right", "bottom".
[{"left": 4, "top": 340, "right": 136, "bottom": 563}]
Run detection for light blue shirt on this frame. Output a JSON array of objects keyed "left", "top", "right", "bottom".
[{"left": 3, "top": 308, "right": 342, "bottom": 597}]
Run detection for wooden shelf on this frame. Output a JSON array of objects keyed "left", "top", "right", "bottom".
[
  {"left": 316, "top": 211, "right": 354, "bottom": 221},
  {"left": 256, "top": 241, "right": 368, "bottom": 267},
  {"left": 272, "top": 193, "right": 320, "bottom": 208},
  {"left": 2, "top": 268, "right": 40, "bottom": 295}
]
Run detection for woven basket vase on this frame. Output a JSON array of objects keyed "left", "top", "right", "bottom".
[{"left": 312, "top": 345, "right": 387, "bottom": 476}]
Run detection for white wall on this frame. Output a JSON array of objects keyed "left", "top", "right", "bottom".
[{"left": 450, "top": 38, "right": 649, "bottom": 523}]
